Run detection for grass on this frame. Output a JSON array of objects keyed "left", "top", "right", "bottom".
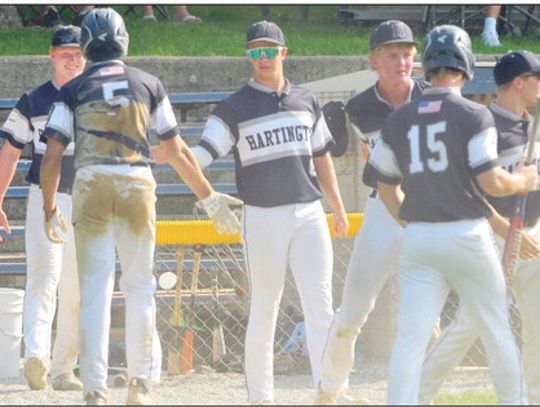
[
  {"left": 434, "top": 391, "right": 498, "bottom": 405},
  {"left": 1, "top": 5, "right": 540, "bottom": 56}
]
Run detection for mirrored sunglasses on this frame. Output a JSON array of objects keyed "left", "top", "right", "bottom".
[{"left": 246, "top": 47, "right": 281, "bottom": 60}]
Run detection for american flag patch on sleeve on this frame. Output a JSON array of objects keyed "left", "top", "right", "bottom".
[
  {"left": 99, "top": 65, "right": 125, "bottom": 76},
  {"left": 418, "top": 100, "right": 442, "bottom": 114}
]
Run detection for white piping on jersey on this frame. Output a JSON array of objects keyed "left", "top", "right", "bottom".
[
  {"left": 200, "top": 115, "right": 235, "bottom": 157},
  {"left": 369, "top": 139, "right": 402, "bottom": 179},
  {"left": 247, "top": 78, "right": 291, "bottom": 95},
  {"left": 373, "top": 78, "right": 415, "bottom": 108},
  {"left": 490, "top": 101, "right": 531, "bottom": 122},
  {"left": 468, "top": 126, "right": 498, "bottom": 168},
  {"left": 156, "top": 96, "right": 177, "bottom": 137}
]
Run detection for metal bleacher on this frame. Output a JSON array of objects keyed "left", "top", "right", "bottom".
[{"left": 0, "top": 91, "right": 238, "bottom": 277}]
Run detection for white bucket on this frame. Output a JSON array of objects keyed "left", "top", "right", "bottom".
[{"left": 0, "top": 288, "right": 25, "bottom": 378}]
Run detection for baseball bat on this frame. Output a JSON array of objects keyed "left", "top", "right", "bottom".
[
  {"left": 211, "top": 264, "right": 226, "bottom": 365},
  {"left": 167, "top": 246, "right": 185, "bottom": 375},
  {"left": 501, "top": 96, "right": 540, "bottom": 281},
  {"left": 180, "top": 246, "right": 202, "bottom": 374}
]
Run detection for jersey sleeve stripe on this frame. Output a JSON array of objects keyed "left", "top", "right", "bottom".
[
  {"left": 1, "top": 108, "right": 33, "bottom": 145},
  {"left": 311, "top": 114, "right": 333, "bottom": 152},
  {"left": 0, "top": 129, "right": 25, "bottom": 150},
  {"left": 155, "top": 96, "right": 179, "bottom": 138},
  {"left": 45, "top": 102, "right": 74, "bottom": 142},
  {"left": 43, "top": 129, "right": 72, "bottom": 147},
  {"left": 200, "top": 115, "right": 235, "bottom": 158},
  {"left": 312, "top": 138, "right": 334, "bottom": 157},
  {"left": 369, "top": 139, "right": 402, "bottom": 179},
  {"left": 468, "top": 126, "right": 498, "bottom": 169}
]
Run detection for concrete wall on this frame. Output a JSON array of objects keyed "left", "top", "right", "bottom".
[{"left": 0, "top": 56, "right": 370, "bottom": 97}]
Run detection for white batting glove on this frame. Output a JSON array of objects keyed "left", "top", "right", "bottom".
[
  {"left": 44, "top": 207, "right": 68, "bottom": 243},
  {"left": 196, "top": 192, "right": 243, "bottom": 235}
]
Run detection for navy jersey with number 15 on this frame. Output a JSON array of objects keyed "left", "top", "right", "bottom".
[{"left": 369, "top": 87, "right": 499, "bottom": 223}]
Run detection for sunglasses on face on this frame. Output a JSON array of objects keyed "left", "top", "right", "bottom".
[{"left": 246, "top": 47, "right": 281, "bottom": 60}]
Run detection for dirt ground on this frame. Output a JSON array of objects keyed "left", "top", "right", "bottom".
[{"left": 0, "top": 360, "right": 492, "bottom": 405}]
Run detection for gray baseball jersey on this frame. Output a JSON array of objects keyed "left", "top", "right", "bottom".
[
  {"left": 43, "top": 60, "right": 177, "bottom": 169},
  {"left": 0, "top": 81, "right": 75, "bottom": 192},
  {"left": 346, "top": 78, "right": 429, "bottom": 189},
  {"left": 488, "top": 102, "right": 540, "bottom": 225},
  {"left": 369, "top": 87, "right": 498, "bottom": 222},
  {"left": 195, "top": 79, "right": 335, "bottom": 207}
]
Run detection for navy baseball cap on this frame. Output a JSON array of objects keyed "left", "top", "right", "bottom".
[
  {"left": 51, "top": 25, "right": 81, "bottom": 48},
  {"left": 370, "top": 20, "right": 417, "bottom": 50},
  {"left": 246, "top": 20, "right": 285, "bottom": 47},
  {"left": 494, "top": 50, "right": 540, "bottom": 86}
]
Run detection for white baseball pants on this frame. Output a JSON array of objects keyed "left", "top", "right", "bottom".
[
  {"left": 319, "top": 195, "right": 404, "bottom": 394},
  {"left": 24, "top": 184, "right": 79, "bottom": 378},
  {"left": 242, "top": 200, "right": 334, "bottom": 402},
  {"left": 388, "top": 219, "right": 526, "bottom": 405},
  {"left": 420, "top": 221, "right": 540, "bottom": 404},
  {"left": 72, "top": 165, "right": 161, "bottom": 395}
]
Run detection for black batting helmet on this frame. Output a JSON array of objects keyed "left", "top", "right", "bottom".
[
  {"left": 422, "top": 25, "right": 475, "bottom": 80},
  {"left": 80, "top": 8, "right": 129, "bottom": 62}
]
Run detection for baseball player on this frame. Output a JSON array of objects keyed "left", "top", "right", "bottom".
[
  {"left": 369, "top": 25, "right": 536, "bottom": 404},
  {"left": 190, "top": 20, "right": 349, "bottom": 404},
  {"left": 419, "top": 50, "right": 540, "bottom": 405},
  {"left": 0, "top": 25, "right": 84, "bottom": 391},
  {"left": 40, "top": 8, "right": 241, "bottom": 405},
  {"left": 316, "top": 20, "right": 428, "bottom": 403}
]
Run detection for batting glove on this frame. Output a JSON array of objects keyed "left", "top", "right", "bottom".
[
  {"left": 44, "top": 206, "right": 68, "bottom": 243},
  {"left": 196, "top": 192, "right": 243, "bottom": 235}
]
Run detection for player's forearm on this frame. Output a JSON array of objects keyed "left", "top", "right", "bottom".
[
  {"left": 161, "top": 137, "right": 213, "bottom": 200},
  {"left": 39, "top": 154, "right": 61, "bottom": 217},
  {"left": 313, "top": 153, "right": 346, "bottom": 214},
  {"left": 0, "top": 143, "right": 22, "bottom": 203},
  {"left": 477, "top": 166, "right": 537, "bottom": 197},
  {"left": 377, "top": 181, "right": 406, "bottom": 227}
]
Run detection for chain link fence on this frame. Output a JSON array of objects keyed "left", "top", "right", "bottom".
[{"left": 150, "top": 238, "right": 524, "bottom": 377}]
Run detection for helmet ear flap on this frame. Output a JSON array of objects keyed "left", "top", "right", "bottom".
[
  {"left": 80, "top": 8, "right": 129, "bottom": 62},
  {"left": 421, "top": 25, "right": 475, "bottom": 81}
]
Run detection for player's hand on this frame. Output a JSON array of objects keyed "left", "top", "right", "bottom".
[
  {"left": 0, "top": 208, "right": 11, "bottom": 242},
  {"left": 332, "top": 208, "right": 349, "bottom": 238},
  {"left": 44, "top": 206, "right": 68, "bottom": 243},
  {"left": 195, "top": 192, "right": 243, "bottom": 235},
  {"left": 515, "top": 160, "right": 538, "bottom": 192},
  {"left": 519, "top": 230, "right": 540, "bottom": 260},
  {"left": 150, "top": 145, "right": 169, "bottom": 164}
]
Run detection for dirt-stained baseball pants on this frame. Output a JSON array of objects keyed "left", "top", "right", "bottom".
[
  {"left": 319, "top": 195, "right": 404, "bottom": 394},
  {"left": 72, "top": 165, "right": 162, "bottom": 395},
  {"left": 242, "top": 200, "right": 334, "bottom": 402}
]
